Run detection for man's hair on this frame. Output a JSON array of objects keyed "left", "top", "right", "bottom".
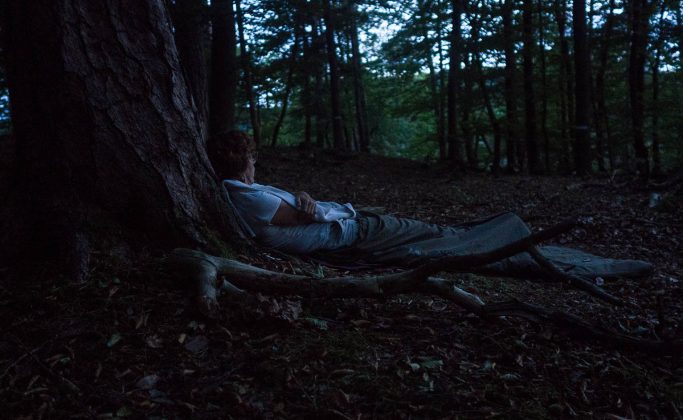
[{"left": 207, "top": 130, "right": 255, "bottom": 180}]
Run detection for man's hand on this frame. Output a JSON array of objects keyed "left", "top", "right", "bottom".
[{"left": 296, "top": 191, "right": 317, "bottom": 219}]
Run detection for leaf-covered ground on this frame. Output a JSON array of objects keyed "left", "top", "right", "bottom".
[{"left": 2, "top": 148, "right": 682, "bottom": 419}]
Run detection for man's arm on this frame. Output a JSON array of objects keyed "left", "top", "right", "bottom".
[{"left": 270, "top": 191, "right": 317, "bottom": 226}]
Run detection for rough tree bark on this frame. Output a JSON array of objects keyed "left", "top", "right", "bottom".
[
  {"left": 1, "top": 0, "right": 236, "bottom": 280},
  {"left": 573, "top": 0, "right": 592, "bottom": 175},
  {"left": 171, "top": 0, "right": 210, "bottom": 143},
  {"left": 209, "top": 0, "right": 239, "bottom": 136}
]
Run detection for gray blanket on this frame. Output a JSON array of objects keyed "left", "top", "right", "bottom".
[{"left": 319, "top": 212, "right": 653, "bottom": 280}]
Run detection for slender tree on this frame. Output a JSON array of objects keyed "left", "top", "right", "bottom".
[
  {"left": 471, "top": 3, "right": 502, "bottom": 173},
  {"left": 270, "top": 31, "right": 300, "bottom": 146},
  {"left": 628, "top": 0, "right": 651, "bottom": 177},
  {"left": 594, "top": 0, "right": 617, "bottom": 171},
  {"left": 349, "top": 1, "right": 370, "bottom": 152},
  {"left": 538, "top": 0, "right": 550, "bottom": 171},
  {"left": 522, "top": 0, "right": 540, "bottom": 173},
  {"left": 650, "top": 0, "right": 666, "bottom": 176},
  {"left": 235, "top": 0, "right": 261, "bottom": 146},
  {"left": 447, "top": 0, "right": 465, "bottom": 166},
  {"left": 502, "top": 0, "right": 518, "bottom": 172},
  {"left": 322, "top": 0, "right": 346, "bottom": 150},
  {"left": 573, "top": 0, "right": 592, "bottom": 175},
  {"left": 554, "top": 0, "right": 573, "bottom": 172}
]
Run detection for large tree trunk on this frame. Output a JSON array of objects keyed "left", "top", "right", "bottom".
[
  {"left": 522, "top": 0, "right": 540, "bottom": 173},
  {"left": 209, "top": 0, "right": 239, "bottom": 136},
  {"left": 322, "top": 0, "right": 346, "bottom": 151},
  {"left": 171, "top": 0, "right": 210, "bottom": 143},
  {"left": 447, "top": 0, "right": 465, "bottom": 167},
  {"left": 573, "top": 0, "right": 592, "bottom": 175},
  {"left": 235, "top": 0, "right": 261, "bottom": 146},
  {"left": 1, "top": 0, "right": 234, "bottom": 280},
  {"left": 502, "top": 0, "right": 518, "bottom": 172},
  {"left": 628, "top": 0, "right": 651, "bottom": 178}
]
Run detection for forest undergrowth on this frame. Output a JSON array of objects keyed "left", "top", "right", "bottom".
[{"left": 1, "top": 147, "right": 682, "bottom": 419}]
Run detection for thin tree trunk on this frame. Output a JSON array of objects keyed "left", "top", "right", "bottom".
[
  {"left": 523, "top": 0, "right": 540, "bottom": 173},
  {"left": 312, "top": 20, "right": 327, "bottom": 148},
  {"left": 209, "top": 0, "right": 239, "bottom": 136},
  {"left": 476, "top": 56, "right": 502, "bottom": 174},
  {"left": 588, "top": 0, "right": 606, "bottom": 172},
  {"left": 573, "top": 0, "right": 592, "bottom": 175},
  {"left": 538, "top": 0, "right": 550, "bottom": 171},
  {"left": 437, "top": 6, "right": 448, "bottom": 160},
  {"left": 448, "top": 0, "right": 465, "bottom": 166},
  {"left": 555, "top": 0, "right": 572, "bottom": 173},
  {"left": 349, "top": 2, "right": 370, "bottom": 152},
  {"left": 594, "top": 0, "right": 616, "bottom": 172},
  {"left": 2, "top": 0, "right": 233, "bottom": 279},
  {"left": 462, "top": 51, "right": 477, "bottom": 168},
  {"left": 421, "top": 0, "right": 447, "bottom": 160},
  {"left": 323, "top": 0, "right": 346, "bottom": 150},
  {"left": 502, "top": 0, "right": 518, "bottom": 172},
  {"left": 172, "top": 0, "right": 210, "bottom": 143},
  {"left": 235, "top": 0, "right": 261, "bottom": 146},
  {"left": 302, "top": 29, "right": 313, "bottom": 148},
  {"left": 270, "top": 36, "right": 299, "bottom": 147},
  {"left": 651, "top": 1, "right": 666, "bottom": 176},
  {"left": 628, "top": 0, "right": 651, "bottom": 177}
]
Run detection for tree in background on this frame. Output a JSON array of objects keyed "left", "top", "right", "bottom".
[
  {"left": 447, "top": 0, "right": 465, "bottom": 166},
  {"left": 628, "top": 0, "right": 652, "bottom": 178},
  {"left": 323, "top": 0, "right": 346, "bottom": 150},
  {"left": 2, "top": 0, "right": 681, "bottom": 175},
  {"left": 573, "top": 0, "right": 592, "bottom": 175},
  {"left": 502, "top": 0, "right": 519, "bottom": 172},
  {"left": 522, "top": 0, "right": 540, "bottom": 173}
]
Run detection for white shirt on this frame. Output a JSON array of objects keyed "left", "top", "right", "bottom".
[{"left": 223, "top": 180, "right": 360, "bottom": 253}]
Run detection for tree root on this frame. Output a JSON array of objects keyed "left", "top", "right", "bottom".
[{"left": 165, "top": 221, "right": 681, "bottom": 354}]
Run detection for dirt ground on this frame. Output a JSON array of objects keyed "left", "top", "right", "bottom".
[{"left": 1, "top": 147, "right": 682, "bottom": 419}]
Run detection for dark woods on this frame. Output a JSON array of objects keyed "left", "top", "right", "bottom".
[{"left": 169, "top": 0, "right": 680, "bottom": 176}]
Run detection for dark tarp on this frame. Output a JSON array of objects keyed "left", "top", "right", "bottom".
[{"left": 317, "top": 212, "right": 653, "bottom": 280}]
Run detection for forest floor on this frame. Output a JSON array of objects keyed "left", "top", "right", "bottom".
[{"left": 2, "top": 147, "right": 682, "bottom": 419}]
